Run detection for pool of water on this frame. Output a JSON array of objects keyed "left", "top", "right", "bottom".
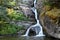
[{"left": 0, "top": 35, "right": 59, "bottom": 40}]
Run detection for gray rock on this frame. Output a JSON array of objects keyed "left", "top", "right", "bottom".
[
  {"left": 37, "top": 0, "right": 44, "bottom": 13},
  {"left": 20, "top": 4, "right": 35, "bottom": 19},
  {"left": 22, "top": 0, "right": 34, "bottom": 7},
  {"left": 17, "top": 0, "right": 34, "bottom": 7}
]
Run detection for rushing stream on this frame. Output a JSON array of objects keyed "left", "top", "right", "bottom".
[{"left": 22, "top": 0, "right": 45, "bottom": 36}]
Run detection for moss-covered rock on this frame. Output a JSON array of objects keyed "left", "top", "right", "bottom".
[{"left": 39, "top": 0, "right": 60, "bottom": 38}]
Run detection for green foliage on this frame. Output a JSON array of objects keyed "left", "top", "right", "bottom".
[
  {"left": 0, "top": 0, "right": 16, "bottom": 7},
  {"left": 7, "top": 8, "right": 29, "bottom": 21},
  {"left": 0, "top": 23, "right": 24, "bottom": 34},
  {"left": 0, "top": 0, "right": 30, "bottom": 35},
  {"left": 0, "top": 6, "right": 28, "bottom": 35}
]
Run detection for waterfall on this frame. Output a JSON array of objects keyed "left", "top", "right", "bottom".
[{"left": 22, "top": 0, "right": 45, "bottom": 37}]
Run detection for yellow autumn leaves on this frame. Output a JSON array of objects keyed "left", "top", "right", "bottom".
[
  {"left": 7, "top": 8, "right": 14, "bottom": 15},
  {"left": 43, "top": 5, "right": 51, "bottom": 11},
  {"left": 41, "top": 5, "right": 60, "bottom": 20},
  {"left": 45, "top": 7, "right": 60, "bottom": 20}
]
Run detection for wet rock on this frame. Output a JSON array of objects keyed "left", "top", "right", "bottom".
[
  {"left": 28, "top": 28, "right": 36, "bottom": 36},
  {"left": 28, "top": 26, "right": 41, "bottom": 36}
]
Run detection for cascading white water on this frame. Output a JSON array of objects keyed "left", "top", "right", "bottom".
[{"left": 22, "top": 0, "right": 45, "bottom": 37}]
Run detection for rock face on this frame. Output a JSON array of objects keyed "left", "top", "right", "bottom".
[
  {"left": 20, "top": 4, "right": 34, "bottom": 18},
  {"left": 22, "top": 0, "right": 34, "bottom": 7},
  {"left": 39, "top": 0, "right": 60, "bottom": 39},
  {"left": 17, "top": 0, "right": 34, "bottom": 7},
  {"left": 17, "top": 0, "right": 35, "bottom": 21},
  {"left": 37, "top": 0, "right": 44, "bottom": 13}
]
